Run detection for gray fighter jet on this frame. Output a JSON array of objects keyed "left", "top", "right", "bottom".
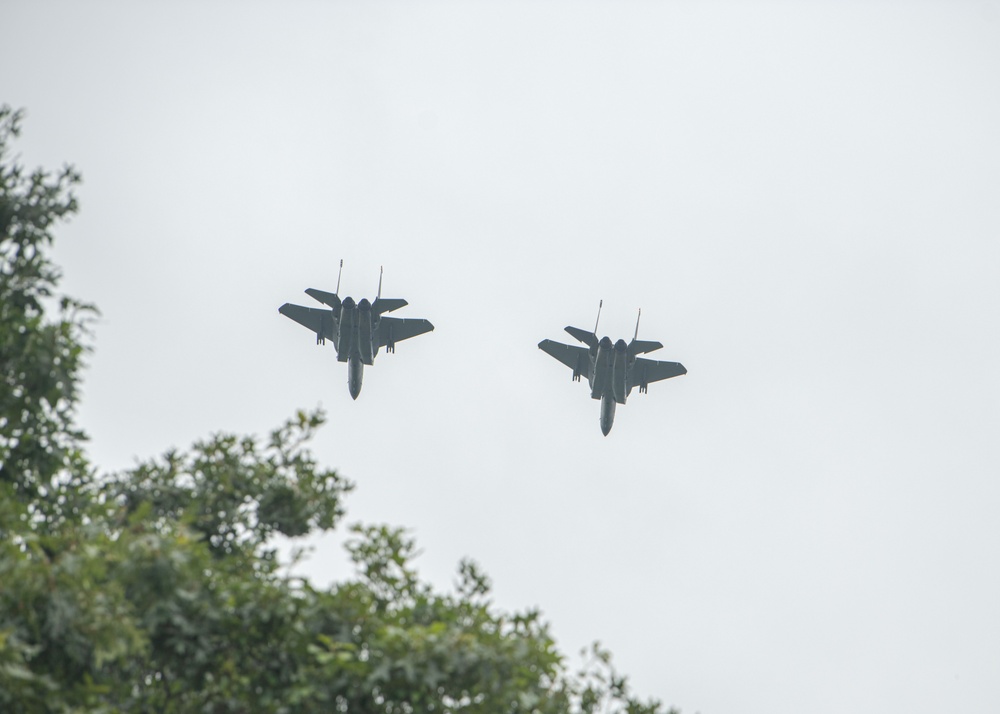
[
  {"left": 538, "top": 302, "right": 687, "bottom": 435},
  {"left": 279, "top": 262, "right": 433, "bottom": 399}
]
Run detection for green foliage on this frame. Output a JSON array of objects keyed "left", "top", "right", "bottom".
[
  {"left": 0, "top": 106, "right": 676, "bottom": 713},
  {"left": 102, "top": 409, "right": 353, "bottom": 564},
  {"left": 0, "top": 106, "right": 93, "bottom": 519}
]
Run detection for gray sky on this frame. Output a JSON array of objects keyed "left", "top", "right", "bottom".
[{"left": 4, "top": 2, "right": 1000, "bottom": 712}]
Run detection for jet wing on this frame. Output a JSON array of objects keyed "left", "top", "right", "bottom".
[
  {"left": 538, "top": 340, "right": 590, "bottom": 377},
  {"left": 279, "top": 303, "right": 334, "bottom": 341},
  {"left": 377, "top": 316, "right": 434, "bottom": 349},
  {"left": 628, "top": 357, "right": 687, "bottom": 391}
]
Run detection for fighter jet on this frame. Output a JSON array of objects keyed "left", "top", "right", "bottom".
[
  {"left": 278, "top": 262, "right": 433, "bottom": 399},
  {"left": 538, "top": 302, "right": 687, "bottom": 435}
]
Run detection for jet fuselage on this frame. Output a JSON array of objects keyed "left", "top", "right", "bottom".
[
  {"left": 333, "top": 297, "right": 384, "bottom": 399},
  {"left": 585, "top": 337, "right": 634, "bottom": 405},
  {"left": 583, "top": 336, "right": 637, "bottom": 434}
]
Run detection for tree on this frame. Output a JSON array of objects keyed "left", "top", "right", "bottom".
[{"left": 0, "top": 105, "right": 676, "bottom": 714}]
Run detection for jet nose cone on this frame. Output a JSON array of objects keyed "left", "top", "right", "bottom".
[
  {"left": 358, "top": 298, "right": 371, "bottom": 310},
  {"left": 600, "top": 421, "right": 612, "bottom": 436},
  {"left": 599, "top": 336, "right": 613, "bottom": 349},
  {"left": 342, "top": 296, "right": 356, "bottom": 309},
  {"left": 349, "top": 382, "right": 361, "bottom": 400}
]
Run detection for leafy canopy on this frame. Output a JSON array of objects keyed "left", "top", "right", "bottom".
[{"left": 0, "top": 106, "right": 675, "bottom": 714}]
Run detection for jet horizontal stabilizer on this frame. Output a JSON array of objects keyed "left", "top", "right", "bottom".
[
  {"left": 627, "top": 339, "right": 663, "bottom": 357},
  {"left": 305, "top": 288, "right": 341, "bottom": 310},
  {"left": 372, "top": 297, "right": 407, "bottom": 315},
  {"left": 564, "top": 326, "right": 598, "bottom": 348}
]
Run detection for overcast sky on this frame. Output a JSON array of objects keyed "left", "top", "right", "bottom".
[{"left": 3, "top": 2, "right": 1000, "bottom": 712}]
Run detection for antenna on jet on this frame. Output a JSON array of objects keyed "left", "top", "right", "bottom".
[
  {"left": 336, "top": 259, "right": 344, "bottom": 295},
  {"left": 594, "top": 300, "right": 603, "bottom": 335},
  {"left": 633, "top": 308, "right": 642, "bottom": 341},
  {"left": 377, "top": 265, "right": 383, "bottom": 300}
]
